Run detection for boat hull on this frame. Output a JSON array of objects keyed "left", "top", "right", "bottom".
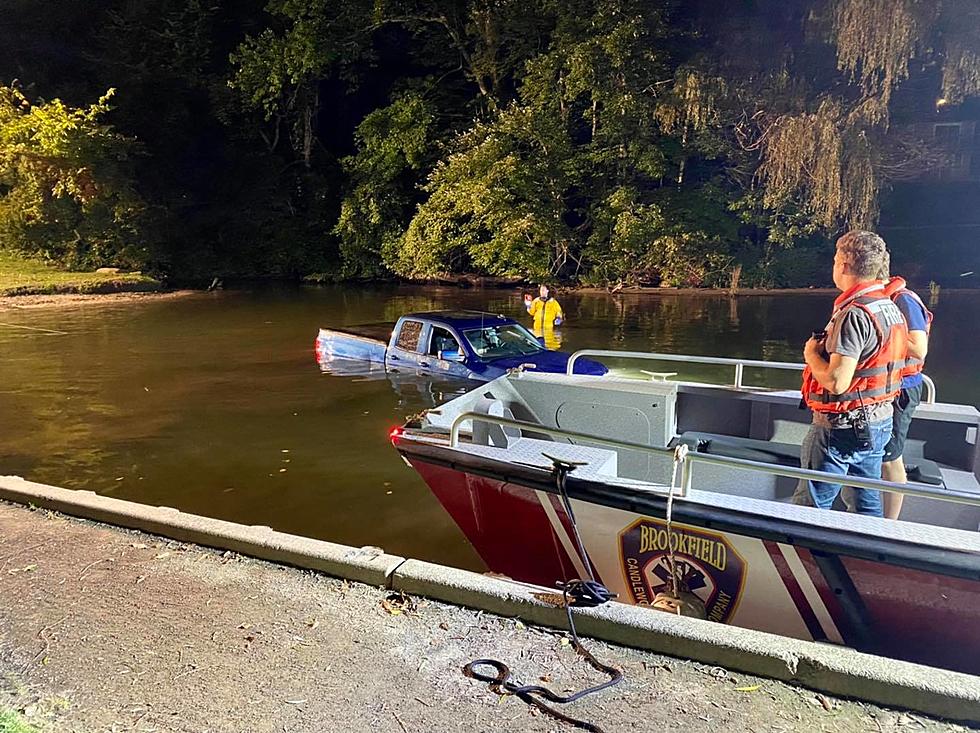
[{"left": 408, "top": 455, "right": 980, "bottom": 675}]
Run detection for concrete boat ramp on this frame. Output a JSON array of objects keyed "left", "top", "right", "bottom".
[{"left": 0, "top": 476, "right": 977, "bottom": 732}]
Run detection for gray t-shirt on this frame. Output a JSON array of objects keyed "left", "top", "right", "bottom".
[{"left": 813, "top": 305, "right": 893, "bottom": 428}]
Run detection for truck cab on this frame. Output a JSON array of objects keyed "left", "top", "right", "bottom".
[
  {"left": 389, "top": 311, "right": 609, "bottom": 381},
  {"left": 386, "top": 313, "right": 476, "bottom": 380},
  {"left": 316, "top": 310, "right": 607, "bottom": 382}
]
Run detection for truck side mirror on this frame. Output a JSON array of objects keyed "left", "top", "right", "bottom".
[{"left": 439, "top": 349, "right": 465, "bottom": 363}]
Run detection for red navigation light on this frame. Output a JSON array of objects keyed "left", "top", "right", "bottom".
[{"left": 389, "top": 426, "right": 403, "bottom": 442}]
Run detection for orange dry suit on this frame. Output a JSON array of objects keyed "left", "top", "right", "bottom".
[
  {"left": 883, "top": 276, "right": 933, "bottom": 380},
  {"left": 801, "top": 281, "right": 909, "bottom": 414}
]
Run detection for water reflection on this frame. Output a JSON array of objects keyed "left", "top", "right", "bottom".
[
  {"left": 316, "top": 354, "right": 470, "bottom": 410},
  {"left": 532, "top": 324, "right": 563, "bottom": 350}
]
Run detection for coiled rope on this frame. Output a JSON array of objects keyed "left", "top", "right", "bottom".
[{"left": 463, "top": 456, "right": 622, "bottom": 732}]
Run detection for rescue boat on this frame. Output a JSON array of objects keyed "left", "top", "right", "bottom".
[{"left": 390, "top": 351, "right": 980, "bottom": 674}]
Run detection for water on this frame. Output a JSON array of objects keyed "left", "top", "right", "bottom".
[{"left": 1, "top": 286, "right": 977, "bottom": 571}]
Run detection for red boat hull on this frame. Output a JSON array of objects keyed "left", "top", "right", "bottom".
[{"left": 411, "top": 458, "right": 980, "bottom": 674}]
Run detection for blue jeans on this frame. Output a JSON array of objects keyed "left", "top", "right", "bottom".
[{"left": 799, "top": 419, "right": 892, "bottom": 517}]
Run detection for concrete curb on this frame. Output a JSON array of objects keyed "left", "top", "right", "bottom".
[
  {"left": 3, "top": 475, "right": 979, "bottom": 722},
  {"left": 391, "top": 559, "right": 980, "bottom": 722},
  {"left": 0, "top": 476, "right": 403, "bottom": 587}
]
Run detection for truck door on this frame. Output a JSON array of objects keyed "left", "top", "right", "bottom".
[
  {"left": 423, "top": 325, "right": 471, "bottom": 378},
  {"left": 387, "top": 318, "right": 425, "bottom": 371}
]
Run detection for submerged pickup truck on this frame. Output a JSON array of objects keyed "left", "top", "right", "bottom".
[{"left": 315, "top": 310, "right": 607, "bottom": 382}]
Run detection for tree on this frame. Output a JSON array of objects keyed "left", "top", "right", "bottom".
[
  {"left": 230, "top": 0, "right": 373, "bottom": 168},
  {"left": 674, "top": 0, "right": 980, "bottom": 233},
  {"left": 389, "top": 0, "right": 746, "bottom": 286},
  {"left": 0, "top": 86, "right": 146, "bottom": 269},
  {"left": 334, "top": 92, "right": 441, "bottom": 278}
]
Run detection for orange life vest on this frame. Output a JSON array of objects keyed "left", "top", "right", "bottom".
[
  {"left": 801, "top": 281, "right": 909, "bottom": 414},
  {"left": 883, "top": 276, "right": 933, "bottom": 378}
]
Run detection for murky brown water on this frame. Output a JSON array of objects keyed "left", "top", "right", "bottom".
[{"left": 1, "top": 286, "right": 976, "bottom": 570}]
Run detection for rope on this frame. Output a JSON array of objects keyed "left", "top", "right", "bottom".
[
  {"left": 664, "top": 444, "right": 687, "bottom": 603},
  {"left": 462, "top": 457, "right": 622, "bottom": 732},
  {"left": 463, "top": 584, "right": 623, "bottom": 733}
]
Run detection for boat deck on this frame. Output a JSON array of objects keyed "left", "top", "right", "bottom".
[{"left": 427, "top": 434, "right": 980, "bottom": 556}]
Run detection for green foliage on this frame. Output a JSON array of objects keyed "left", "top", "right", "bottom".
[
  {"left": 230, "top": 0, "right": 372, "bottom": 161},
  {"left": 3, "top": 0, "right": 980, "bottom": 285},
  {"left": 336, "top": 93, "right": 440, "bottom": 277},
  {"left": 0, "top": 707, "right": 38, "bottom": 733},
  {"left": 390, "top": 0, "right": 746, "bottom": 286},
  {"left": 0, "top": 86, "right": 146, "bottom": 269},
  {"left": 397, "top": 104, "right": 575, "bottom": 280}
]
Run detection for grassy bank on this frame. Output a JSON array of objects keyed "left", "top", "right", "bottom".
[
  {"left": 0, "top": 708, "right": 37, "bottom": 733},
  {"left": 0, "top": 252, "right": 160, "bottom": 297}
]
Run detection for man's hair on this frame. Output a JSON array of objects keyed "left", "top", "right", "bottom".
[
  {"left": 836, "top": 230, "right": 889, "bottom": 280},
  {"left": 877, "top": 251, "right": 891, "bottom": 280}
]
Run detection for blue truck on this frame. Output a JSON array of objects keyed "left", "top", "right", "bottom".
[{"left": 315, "top": 310, "right": 607, "bottom": 382}]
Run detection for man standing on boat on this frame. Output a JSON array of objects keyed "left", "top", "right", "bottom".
[
  {"left": 794, "top": 231, "right": 908, "bottom": 516},
  {"left": 525, "top": 284, "right": 564, "bottom": 350},
  {"left": 878, "top": 271, "right": 933, "bottom": 519}
]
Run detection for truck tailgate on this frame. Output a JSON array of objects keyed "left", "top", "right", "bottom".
[{"left": 316, "top": 327, "right": 389, "bottom": 363}]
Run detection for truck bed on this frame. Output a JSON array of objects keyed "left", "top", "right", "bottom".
[{"left": 316, "top": 323, "right": 393, "bottom": 363}]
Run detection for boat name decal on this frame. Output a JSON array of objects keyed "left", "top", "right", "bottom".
[
  {"left": 637, "top": 525, "right": 727, "bottom": 571},
  {"left": 620, "top": 518, "right": 746, "bottom": 624}
]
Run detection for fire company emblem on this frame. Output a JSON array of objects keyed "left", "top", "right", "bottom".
[{"left": 619, "top": 518, "right": 747, "bottom": 623}]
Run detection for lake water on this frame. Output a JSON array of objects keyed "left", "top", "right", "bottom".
[{"left": 1, "top": 286, "right": 977, "bottom": 571}]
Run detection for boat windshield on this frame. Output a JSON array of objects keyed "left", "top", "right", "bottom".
[{"left": 462, "top": 324, "right": 544, "bottom": 359}]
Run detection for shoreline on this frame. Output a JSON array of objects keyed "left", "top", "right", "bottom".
[
  {"left": 0, "top": 289, "right": 201, "bottom": 310},
  {"left": 1, "top": 282, "right": 975, "bottom": 311}
]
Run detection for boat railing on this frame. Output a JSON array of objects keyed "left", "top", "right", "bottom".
[
  {"left": 566, "top": 349, "right": 937, "bottom": 404},
  {"left": 447, "top": 412, "right": 980, "bottom": 507}
]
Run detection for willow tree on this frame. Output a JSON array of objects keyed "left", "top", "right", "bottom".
[{"left": 704, "top": 0, "right": 980, "bottom": 232}]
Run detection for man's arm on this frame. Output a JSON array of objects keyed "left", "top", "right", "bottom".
[
  {"left": 896, "top": 293, "right": 929, "bottom": 360},
  {"left": 907, "top": 330, "right": 928, "bottom": 360},
  {"left": 804, "top": 339, "right": 858, "bottom": 394}
]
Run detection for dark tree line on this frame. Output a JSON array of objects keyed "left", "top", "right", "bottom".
[{"left": 1, "top": 0, "right": 977, "bottom": 286}]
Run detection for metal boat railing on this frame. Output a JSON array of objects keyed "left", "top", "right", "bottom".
[
  {"left": 566, "top": 349, "right": 937, "bottom": 404},
  {"left": 447, "top": 412, "right": 980, "bottom": 507}
]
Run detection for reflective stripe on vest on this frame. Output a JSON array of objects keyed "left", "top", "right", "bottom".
[
  {"left": 853, "top": 360, "right": 905, "bottom": 378},
  {"left": 811, "top": 383, "right": 896, "bottom": 404}
]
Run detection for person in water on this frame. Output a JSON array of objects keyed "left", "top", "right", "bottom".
[
  {"left": 525, "top": 284, "right": 564, "bottom": 349},
  {"left": 794, "top": 231, "right": 908, "bottom": 517},
  {"left": 524, "top": 284, "right": 565, "bottom": 349}
]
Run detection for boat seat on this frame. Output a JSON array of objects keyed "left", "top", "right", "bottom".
[
  {"left": 471, "top": 396, "right": 520, "bottom": 448},
  {"left": 906, "top": 462, "right": 944, "bottom": 487},
  {"left": 674, "top": 431, "right": 801, "bottom": 467},
  {"left": 674, "top": 431, "right": 945, "bottom": 487}
]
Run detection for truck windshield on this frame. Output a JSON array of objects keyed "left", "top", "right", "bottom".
[{"left": 462, "top": 324, "right": 544, "bottom": 359}]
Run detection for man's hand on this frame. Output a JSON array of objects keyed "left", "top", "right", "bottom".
[{"left": 803, "top": 336, "right": 823, "bottom": 362}]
